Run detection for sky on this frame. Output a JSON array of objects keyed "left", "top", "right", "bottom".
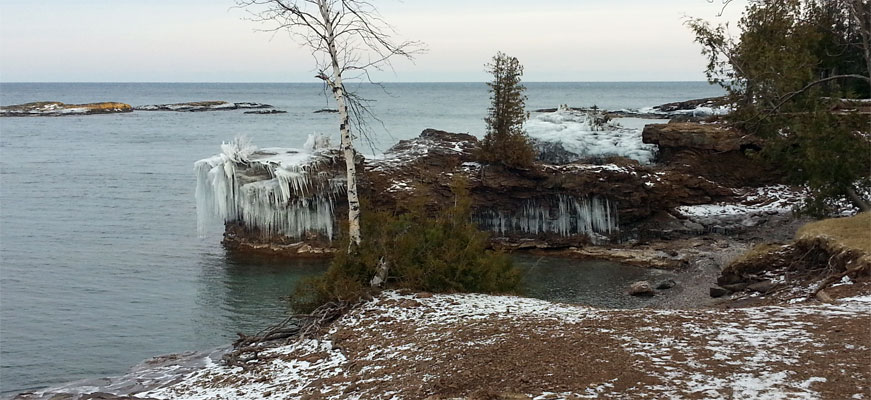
[{"left": 0, "top": 0, "right": 745, "bottom": 82}]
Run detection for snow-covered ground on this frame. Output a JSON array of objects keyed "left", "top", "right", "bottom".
[
  {"left": 527, "top": 108, "right": 657, "bottom": 164},
  {"left": 119, "top": 291, "right": 870, "bottom": 400},
  {"left": 677, "top": 185, "right": 805, "bottom": 224}
]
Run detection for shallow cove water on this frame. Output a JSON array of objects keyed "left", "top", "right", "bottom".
[
  {"left": 515, "top": 255, "right": 675, "bottom": 308},
  {"left": 0, "top": 82, "right": 722, "bottom": 395}
]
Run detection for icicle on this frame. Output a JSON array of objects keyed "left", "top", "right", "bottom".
[
  {"left": 194, "top": 137, "right": 345, "bottom": 240},
  {"left": 474, "top": 195, "right": 618, "bottom": 241}
]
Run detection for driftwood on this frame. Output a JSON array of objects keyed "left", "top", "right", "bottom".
[{"left": 223, "top": 301, "right": 353, "bottom": 368}]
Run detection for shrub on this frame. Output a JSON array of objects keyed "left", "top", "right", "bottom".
[
  {"left": 291, "top": 179, "right": 522, "bottom": 313},
  {"left": 478, "top": 52, "right": 536, "bottom": 169}
]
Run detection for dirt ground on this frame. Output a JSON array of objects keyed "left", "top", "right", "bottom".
[{"left": 136, "top": 291, "right": 871, "bottom": 400}]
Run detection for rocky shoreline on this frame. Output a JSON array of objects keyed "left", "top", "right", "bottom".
[
  {"left": 10, "top": 98, "right": 870, "bottom": 399},
  {"left": 0, "top": 101, "right": 280, "bottom": 116}
]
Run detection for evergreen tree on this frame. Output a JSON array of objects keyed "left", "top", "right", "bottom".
[
  {"left": 687, "top": 0, "right": 871, "bottom": 214},
  {"left": 478, "top": 52, "right": 536, "bottom": 168}
]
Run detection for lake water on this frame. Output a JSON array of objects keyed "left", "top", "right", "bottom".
[{"left": 0, "top": 82, "right": 721, "bottom": 395}]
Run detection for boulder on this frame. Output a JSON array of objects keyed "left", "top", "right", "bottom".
[
  {"left": 710, "top": 286, "right": 731, "bottom": 298},
  {"left": 629, "top": 281, "right": 656, "bottom": 296},
  {"left": 655, "top": 279, "right": 677, "bottom": 290},
  {"left": 245, "top": 109, "right": 287, "bottom": 114},
  {"left": 652, "top": 96, "right": 726, "bottom": 113}
]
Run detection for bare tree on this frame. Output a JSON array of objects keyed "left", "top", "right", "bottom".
[{"left": 236, "top": 0, "right": 422, "bottom": 250}]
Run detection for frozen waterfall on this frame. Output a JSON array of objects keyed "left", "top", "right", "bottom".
[
  {"left": 195, "top": 135, "right": 345, "bottom": 240},
  {"left": 475, "top": 195, "right": 618, "bottom": 240}
]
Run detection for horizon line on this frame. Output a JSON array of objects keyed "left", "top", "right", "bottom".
[{"left": 0, "top": 80, "right": 715, "bottom": 84}]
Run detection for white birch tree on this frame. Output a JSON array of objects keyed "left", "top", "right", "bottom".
[{"left": 236, "top": 0, "right": 421, "bottom": 249}]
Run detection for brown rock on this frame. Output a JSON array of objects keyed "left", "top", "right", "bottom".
[
  {"left": 629, "top": 281, "right": 655, "bottom": 297},
  {"left": 642, "top": 122, "right": 753, "bottom": 152}
]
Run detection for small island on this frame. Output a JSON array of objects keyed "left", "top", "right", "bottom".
[{"left": 0, "top": 101, "right": 132, "bottom": 117}]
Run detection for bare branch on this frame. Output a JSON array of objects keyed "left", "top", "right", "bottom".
[{"left": 769, "top": 74, "right": 871, "bottom": 113}]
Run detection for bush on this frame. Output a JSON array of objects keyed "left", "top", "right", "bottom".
[
  {"left": 291, "top": 179, "right": 522, "bottom": 313},
  {"left": 478, "top": 52, "right": 536, "bottom": 169}
]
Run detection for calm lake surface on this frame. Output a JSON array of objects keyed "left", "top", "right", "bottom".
[{"left": 0, "top": 82, "right": 721, "bottom": 395}]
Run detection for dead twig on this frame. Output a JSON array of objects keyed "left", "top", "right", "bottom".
[{"left": 223, "top": 300, "right": 354, "bottom": 368}]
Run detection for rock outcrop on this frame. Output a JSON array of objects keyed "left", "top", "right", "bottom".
[
  {"left": 244, "top": 109, "right": 287, "bottom": 115},
  {"left": 1, "top": 101, "right": 133, "bottom": 117},
  {"left": 642, "top": 122, "right": 759, "bottom": 153},
  {"left": 135, "top": 101, "right": 271, "bottom": 112},
  {"left": 642, "top": 122, "right": 778, "bottom": 188},
  {"left": 209, "top": 126, "right": 803, "bottom": 257},
  {"left": 652, "top": 96, "right": 726, "bottom": 113}
]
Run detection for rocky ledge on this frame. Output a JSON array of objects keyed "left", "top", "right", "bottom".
[
  {"left": 0, "top": 101, "right": 133, "bottom": 117},
  {"left": 134, "top": 101, "right": 272, "bottom": 112},
  {"left": 216, "top": 122, "right": 828, "bottom": 257}
]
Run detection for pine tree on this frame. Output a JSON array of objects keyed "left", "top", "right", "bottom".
[{"left": 478, "top": 52, "right": 536, "bottom": 168}]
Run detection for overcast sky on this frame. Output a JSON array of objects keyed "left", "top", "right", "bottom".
[{"left": 0, "top": 0, "right": 744, "bottom": 82}]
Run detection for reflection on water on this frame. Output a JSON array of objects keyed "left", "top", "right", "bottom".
[
  {"left": 515, "top": 254, "right": 676, "bottom": 309},
  {"left": 193, "top": 253, "right": 328, "bottom": 347}
]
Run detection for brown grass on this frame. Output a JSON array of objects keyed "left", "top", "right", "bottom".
[
  {"left": 797, "top": 212, "right": 871, "bottom": 255},
  {"left": 727, "top": 242, "right": 785, "bottom": 267}
]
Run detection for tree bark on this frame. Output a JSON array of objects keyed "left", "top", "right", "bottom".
[
  {"left": 847, "top": 0, "right": 871, "bottom": 96},
  {"left": 319, "top": 1, "right": 362, "bottom": 250},
  {"left": 846, "top": 186, "right": 871, "bottom": 213}
]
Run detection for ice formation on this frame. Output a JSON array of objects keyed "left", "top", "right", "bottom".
[
  {"left": 475, "top": 195, "right": 618, "bottom": 239},
  {"left": 195, "top": 134, "right": 345, "bottom": 239},
  {"left": 526, "top": 108, "right": 656, "bottom": 164}
]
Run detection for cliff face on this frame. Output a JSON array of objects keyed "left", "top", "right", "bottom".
[
  {"left": 362, "top": 129, "right": 733, "bottom": 243},
  {"left": 641, "top": 122, "right": 779, "bottom": 188}
]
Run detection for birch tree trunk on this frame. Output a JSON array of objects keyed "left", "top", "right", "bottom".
[{"left": 318, "top": 1, "right": 362, "bottom": 249}]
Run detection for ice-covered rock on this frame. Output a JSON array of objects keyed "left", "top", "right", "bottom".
[
  {"left": 527, "top": 108, "right": 656, "bottom": 164},
  {"left": 195, "top": 134, "right": 346, "bottom": 240},
  {"left": 136, "top": 101, "right": 272, "bottom": 112}
]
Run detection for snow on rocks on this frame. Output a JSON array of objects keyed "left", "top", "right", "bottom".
[
  {"left": 0, "top": 101, "right": 133, "bottom": 117},
  {"left": 676, "top": 185, "right": 806, "bottom": 231},
  {"left": 131, "top": 291, "right": 870, "bottom": 400},
  {"left": 365, "top": 129, "right": 477, "bottom": 173},
  {"left": 527, "top": 108, "right": 656, "bottom": 164},
  {"left": 195, "top": 134, "right": 345, "bottom": 240},
  {"left": 134, "top": 101, "right": 272, "bottom": 112}
]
